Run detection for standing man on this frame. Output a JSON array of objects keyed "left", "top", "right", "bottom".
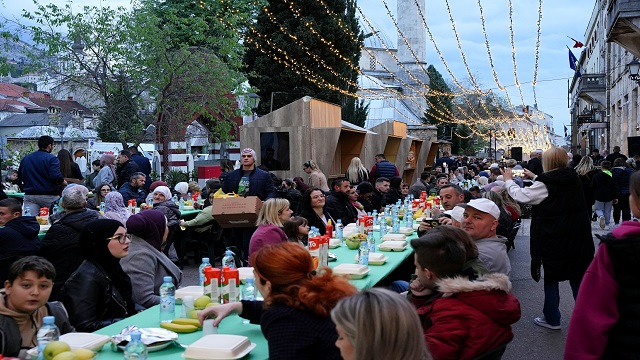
[
  {"left": 528, "top": 150, "right": 543, "bottom": 175},
  {"left": 129, "top": 146, "right": 152, "bottom": 192},
  {"left": 435, "top": 152, "right": 456, "bottom": 171},
  {"left": 222, "top": 148, "right": 277, "bottom": 264},
  {"left": 18, "top": 135, "right": 66, "bottom": 215},
  {"left": 369, "top": 154, "right": 399, "bottom": 183},
  {"left": 605, "top": 145, "right": 627, "bottom": 164},
  {"left": 116, "top": 150, "right": 140, "bottom": 188},
  {"left": 119, "top": 172, "right": 148, "bottom": 205},
  {"left": 590, "top": 148, "right": 604, "bottom": 165}
]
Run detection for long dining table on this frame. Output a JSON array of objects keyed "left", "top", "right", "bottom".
[{"left": 91, "top": 227, "right": 418, "bottom": 360}]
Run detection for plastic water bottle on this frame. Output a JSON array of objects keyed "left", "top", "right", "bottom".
[
  {"left": 172, "top": 194, "right": 179, "bottom": 204},
  {"left": 124, "top": 330, "right": 148, "bottom": 360},
  {"left": 37, "top": 316, "right": 59, "bottom": 360},
  {"left": 159, "top": 276, "right": 175, "bottom": 323},
  {"left": 222, "top": 250, "right": 236, "bottom": 269},
  {"left": 242, "top": 277, "right": 256, "bottom": 301},
  {"left": 358, "top": 241, "right": 369, "bottom": 266},
  {"left": 372, "top": 210, "right": 378, "bottom": 226},
  {"left": 367, "top": 231, "right": 375, "bottom": 253},
  {"left": 199, "top": 257, "right": 210, "bottom": 288},
  {"left": 335, "top": 219, "right": 343, "bottom": 240},
  {"left": 179, "top": 198, "right": 184, "bottom": 210},
  {"left": 379, "top": 214, "right": 387, "bottom": 237},
  {"left": 99, "top": 201, "right": 105, "bottom": 214},
  {"left": 405, "top": 208, "right": 413, "bottom": 228},
  {"left": 23, "top": 205, "right": 31, "bottom": 217}
]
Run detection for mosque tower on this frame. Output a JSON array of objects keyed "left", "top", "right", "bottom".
[{"left": 395, "top": 0, "right": 429, "bottom": 120}]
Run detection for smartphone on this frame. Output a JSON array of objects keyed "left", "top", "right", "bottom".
[
  {"left": 422, "top": 219, "right": 440, "bottom": 227},
  {"left": 512, "top": 169, "right": 524, "bottom": 177}
]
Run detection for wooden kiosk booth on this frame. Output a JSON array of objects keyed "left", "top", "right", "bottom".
[{"left": 239, "top": 97, "right": 432, "bottom": 184}]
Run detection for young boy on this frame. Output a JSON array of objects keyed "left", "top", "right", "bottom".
[{"left": 0, "top": 256, "right": 74, "bottom": 358}]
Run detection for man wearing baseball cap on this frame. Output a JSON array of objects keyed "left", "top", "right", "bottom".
[{"left": 460, "top": 198, "right": 511, "bottom": 276}]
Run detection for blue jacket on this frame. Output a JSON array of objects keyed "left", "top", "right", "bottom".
[
  {"left": 612, "top": 166, "right": 633, "bottom": 195},
  {"left": 0, "top": 216, "right": 40, "bottom": 285},
  {"left": 119, "top": 182, "right": 147, "bottom": 205},
  {"left": 372, "top": 160, "right": 398, "bottom": 182},
  {"left": 18, "top": 150, "right": 64, "bottom": 195},
  {"left": 222, "top": 167, "right": 277, "bottom": 201}
]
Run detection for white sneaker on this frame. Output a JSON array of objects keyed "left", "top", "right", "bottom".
[
  {"left": 599, "top": 216, "right": 605, "bottom": 230},
  {"left": 534, "top": 317, "right": 561, "bottom": 330}
]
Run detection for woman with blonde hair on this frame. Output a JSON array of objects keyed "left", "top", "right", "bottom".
[
  {"left": 248, "top": 198, "right": 292, "bottom": 262},
  {"left": 574, "top": 155, "right": 598, "bottom": 211},
  {"left": 331, "top": 288, "right": 431, "bottom": 360},
  {"left": 345, "top": 157, "right": 369, "bottom": 185},
  {"left": 199, "top": 242, "right": 357, "bottom": 359},
  {"left": 503, "top": 146, "right": 594, "bottom": 330},
  {"left": 303, "top": 160, "right": 330, "bottom": 192}
]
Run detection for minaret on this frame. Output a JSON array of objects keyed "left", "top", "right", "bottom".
[{"left": 396, "top": 0, "right": 428, "bottom": 121}]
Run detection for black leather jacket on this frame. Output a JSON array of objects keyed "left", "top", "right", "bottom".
[{"left": 59, "top": 260, "right": 133, "bottom": 332}]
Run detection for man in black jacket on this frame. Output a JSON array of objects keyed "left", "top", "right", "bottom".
[
  {"left": 39, "top": 186, "right": 101, "bottom": 300},
  {"left": 0, "top": 198, "right": 40, "bottom": 285},
  {"left": 116, "top": 150, "right": 140, "bottom": 188},
  {"left": 325, "top": 178, "right": 358, "bottom": 225},
  {"left": 119, "top": 172, "right": 147, "bottom": 205},
  {"left": 591, "top": 161, "right": 617, "bottom": 230}
]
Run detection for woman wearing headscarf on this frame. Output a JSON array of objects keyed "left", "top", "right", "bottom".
[
  {"left": 93, "top": 154, "right": 117, "bottom": 189},
  {"left": 121, "top": 210, "right": 183, "bottom": 309},
  {"left": 102, "top": 191, "right": 131, "bottom": 226},
  {"left": 59, "top": 219, "right": 136, "bottom": 332},
  {"left": 174, "top": 182, "right": 189, "bottom": 201},
  {"left": 151, "top": 186, "right": 180, "bottom": 227}
]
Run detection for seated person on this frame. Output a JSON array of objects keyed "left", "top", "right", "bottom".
[
  {"left": 0, "top": 198, "right": 40, "bottom": 284},
  {"left": 39, "top": 186, "right": 101, "bottom": 300},
  {"left": 118, "top": 172, "right": 147, "bottom": 206},
  {"left": 180, "top": 192, "right": 217, "bottom": 234},
  {"left": 0, "top": 256, "right": 74, "bottom": 358},
  {"left": 60, "top": 219, "right": 136, "bottom": 332},
  {"left": 122, "top": 211, "right": 183, "bottom": 309},
  {"left": 2, "top": 169, "right": 22, "bottom": 192},
  {"left": 409, "top": 226, "right": 521, "bottom": 359}
]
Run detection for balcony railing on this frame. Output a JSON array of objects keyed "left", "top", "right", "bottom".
[
  {"left": 578, "top": 74, "right": 606, "bottom": 93},
  {"left": 607, "top": 0, "right": 640, "bottom": 39}
]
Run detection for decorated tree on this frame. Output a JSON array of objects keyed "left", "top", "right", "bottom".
[{"left": 244, "top": 0, "right": 366, "bottom": 124}]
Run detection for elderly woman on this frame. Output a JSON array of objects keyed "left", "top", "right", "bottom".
[
  {"left": 303, "top": 160, "right": 330, "bottom": 192},
  {"left": 503, "top": 147, "right": 594, "bottom": 330},
  {"left": 174, "top": 182, "right": 189, "bottom": 201},
  {"left": 102, "top": 191, "right": 131, "bottom": 226},
  {"left": 151, "top": 186, "right": 180, "bottom": 227},
  {"left": 92, "top": 154, "right": 117, "bottom": 189},
  {"left": 248, "top": 198, "right": 292, "bottom": 262},
  {"left": 121, "top": 210, "right": 183, "bottom": 308},
  {"left": 199, "top": 242, "right": 357, "bottom": 359}
]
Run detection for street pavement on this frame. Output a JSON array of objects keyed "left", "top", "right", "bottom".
[
  {"left": 181, "top": 218, "right": 609, "bottom": 360},
  {"left": 503, "top": 218, "right": 606, "bottom": 360}
]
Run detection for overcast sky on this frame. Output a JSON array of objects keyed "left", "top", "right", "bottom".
[{"left": 1, "top": 0, "right": 594, "bottom": 135}]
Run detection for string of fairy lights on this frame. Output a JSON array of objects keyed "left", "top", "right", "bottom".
[{"left": 242, "top": 0, "right": 555, "bottom": 150}]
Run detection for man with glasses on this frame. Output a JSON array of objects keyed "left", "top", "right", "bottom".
[
  {"left": 221, "top": 148, "right": 277, "bottom": 264},
  {"left": 39, "top": 186, "right": 101, "bottom": 300}
]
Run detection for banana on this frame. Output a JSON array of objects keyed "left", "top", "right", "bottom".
[
  {"left": 160, "top": 322, "right": 199, "bottom": 333},
  {"left": 172, "top": 318, "right": 202, "bottom": 328}
]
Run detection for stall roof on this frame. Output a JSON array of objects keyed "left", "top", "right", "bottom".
[{"left": 341, "top": 120, "right": 377, "bottom": 134}]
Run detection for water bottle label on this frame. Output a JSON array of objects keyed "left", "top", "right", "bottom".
[{"left": 160, "top": 296, "right": 175, "bottom": 312}]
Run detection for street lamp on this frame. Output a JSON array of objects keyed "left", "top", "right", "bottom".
[
  {"left": 57, "top": 121, "right": 67, "bottom": 149},
  {"left": 626, "top": 59, "right": 640, "bottom": 84}
]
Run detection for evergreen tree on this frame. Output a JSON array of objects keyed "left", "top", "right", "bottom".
[
  {"left": 424, "top": 65, "right": 454, "bottom": 140},
  {"left": 245, "top": 0, "right": 366, "bottom": 124}
]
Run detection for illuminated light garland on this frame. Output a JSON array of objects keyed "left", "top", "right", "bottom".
[
  {"left": 531, "top": 0, "right": 543, "bottom": 107},
  {"left": 506, "top": 0, "right": 527, "bottom": 107}
]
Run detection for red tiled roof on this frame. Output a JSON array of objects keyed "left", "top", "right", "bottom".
[
  {"left": 29, "top": 98, "right": 94, "bottom": 116},
  {"left": 0, "top": 83, "right": 30, "bottom": 98},
  {"left": 0, "top": 98, "right": 32, "bottom": 112}
]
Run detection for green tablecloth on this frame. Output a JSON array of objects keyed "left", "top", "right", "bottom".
[
  {"left": 90, "top": 228, "right": 417, "bottom": 359},
  {"left": 180, "top": 209, "right": 202, "bottom": 219},
  {"left": 93, "top": 305, "right": 270, "bottom": 360}
]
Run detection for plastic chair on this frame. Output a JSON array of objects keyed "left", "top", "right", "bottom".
[{"left": 180, "top": 221, "right": 224, "bottom": 268}]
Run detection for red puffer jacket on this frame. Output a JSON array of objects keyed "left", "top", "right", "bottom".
[{"left": 412, "top": 273, "right": 521, "bottom": 360}]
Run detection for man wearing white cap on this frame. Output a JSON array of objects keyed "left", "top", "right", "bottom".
[{"left": 461, "top": 198, "right": 511, "bottom": 276}]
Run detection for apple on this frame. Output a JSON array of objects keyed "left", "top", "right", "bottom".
[
  {"left": 43, "top": 341, "right": 71, "bottom": 360},
  {"left": 51, "top": 351, "right": 78, "bottom": 360},
  {"left": 194, "top": 295, "right": 212, "bottom": 309}
]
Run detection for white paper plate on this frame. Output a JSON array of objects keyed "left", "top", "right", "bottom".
[
  {"left": 115, "top": 328, "right": 178, "bottom": 352},
  {"left": 182, "top": 334, "right": 256, "bottom": 360}
]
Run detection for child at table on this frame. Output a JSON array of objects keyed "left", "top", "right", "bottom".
[
  {"left": 0, "top": 256, "right": 74, "bottom": 358},
  {"left": 283, "top": 216, "right": 310, "bottom": 246},
  {"left": 199, "top": 242, "right": 356, "bottom": 360}
]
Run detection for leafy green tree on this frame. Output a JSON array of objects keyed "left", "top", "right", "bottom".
[
  {"left": 424, "top": 65, "right": 455, "bottom": 141},
  {"left": 245, "top": 0, "right": 365, "bottom": 124}
]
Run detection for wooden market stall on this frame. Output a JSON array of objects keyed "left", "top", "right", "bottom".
[{"left": 240, "top": 97, "right": 432, "bottom": 185}]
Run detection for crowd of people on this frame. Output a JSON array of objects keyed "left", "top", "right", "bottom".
[{"left": 3, "top": 136, "right": 640, "bottom": 359}]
